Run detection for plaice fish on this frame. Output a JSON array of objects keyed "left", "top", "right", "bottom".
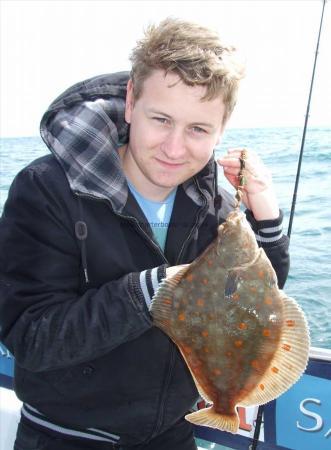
[{"left": 150, "top": 155, "right": 309, "bottom": 433}]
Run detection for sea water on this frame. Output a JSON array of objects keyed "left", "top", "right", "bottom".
[{"left": 0, "top": 127, "right": 330, "bottom": 351}]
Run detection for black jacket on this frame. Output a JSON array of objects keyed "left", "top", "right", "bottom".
[{"left": 0, "top": 72, "right": 290, "bottom": 446}]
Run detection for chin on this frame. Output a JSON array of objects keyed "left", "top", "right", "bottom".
[{"left": 154, "top": 177, "right": 185, "bottom": 189}]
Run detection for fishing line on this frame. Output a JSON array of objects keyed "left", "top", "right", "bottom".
[
  {"left": 251, "top": 1, "right": 327, "bottom": 448},
  {"left": 287, "top": 0, "right": 327, "bottom": 238}
]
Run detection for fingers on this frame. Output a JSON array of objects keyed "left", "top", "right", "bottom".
[
  {"left": 218, "top": 148, "right": 267, "bottom": 176},
  {"left": 217, "top": 148, "right": 259, "bottom": 174},
  {"left": 217, "top": 148, "right": 272, "bottom": 194}
]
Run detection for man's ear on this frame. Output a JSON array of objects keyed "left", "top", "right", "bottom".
[{"left": 125, "top": 79, "right": 134, "bottom": 124}]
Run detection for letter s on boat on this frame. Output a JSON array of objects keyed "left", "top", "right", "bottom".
[{"left": 296, "top": 398, "right": 323, "bottom": 432}]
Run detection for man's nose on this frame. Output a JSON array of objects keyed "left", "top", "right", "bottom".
[{"left": 161, "top": 129, "right": 186, "bottom": 160}]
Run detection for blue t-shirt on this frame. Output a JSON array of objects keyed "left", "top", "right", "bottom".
[{"left": 127, "top": 181, "right": 177, "bottom": 251}]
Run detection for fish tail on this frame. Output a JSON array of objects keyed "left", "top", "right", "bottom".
[{"left": 185, "top": 406, "right": 239, "bottom": 434}]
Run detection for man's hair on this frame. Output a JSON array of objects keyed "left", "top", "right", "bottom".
[{"left": 130, "top": 17, "right": 245, "bottom": 123}]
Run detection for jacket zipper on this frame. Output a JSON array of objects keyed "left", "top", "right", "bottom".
[
  {"left": 75, "top": 185, "right": 208, "bottom": 268},
  {"left": 175, "top": 178, "right": 208, "bottom": 264},
  {"left": 74, "top": 192, "right": 169, "bottom": 264},
  {"left": 75, "top": 179, "right": 209, "bottom": 266}
]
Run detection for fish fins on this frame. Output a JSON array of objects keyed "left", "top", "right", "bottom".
[
  {"left": 241, "top": 294, "right": 310, "bottom": 407},
  {"left": 150, "top": 266, "right": 189, "bottom": 327},
  {"left": 185, "top": 407, "right": 239, "bottom": 434},
  {"left": 177, "top": 347, "right": 213, "bottom": 404}
]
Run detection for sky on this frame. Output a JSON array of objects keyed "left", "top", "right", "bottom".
[{"left": 1, "top": 0, "right": 330, "bottom": 138}]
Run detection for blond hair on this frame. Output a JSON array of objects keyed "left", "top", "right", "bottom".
[{"left": 130, "top": 17, "right": 245, "bottom": 123}]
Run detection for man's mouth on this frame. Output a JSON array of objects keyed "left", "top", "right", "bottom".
[{"left": 155, "top": 158, "right": 186, "bottom": 168}]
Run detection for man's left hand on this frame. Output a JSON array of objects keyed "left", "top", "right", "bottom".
[{"left": 217, "top": 148, "right": 279, "bottom": 220}]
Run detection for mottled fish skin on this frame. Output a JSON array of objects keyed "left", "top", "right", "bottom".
[{"left": 150, "top": 209, "right": 310, "bottom": 433}]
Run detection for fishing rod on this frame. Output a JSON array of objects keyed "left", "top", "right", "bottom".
[
  {"left": 287, "top": 0, "right": 327, "bottom": 238},
  {"left": 250, "top": 1, "right": 327, "bottom": 449}
]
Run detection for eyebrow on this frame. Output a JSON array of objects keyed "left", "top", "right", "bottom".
[{"left": 147, "top": 109, "right": 216, "bottom": 130}]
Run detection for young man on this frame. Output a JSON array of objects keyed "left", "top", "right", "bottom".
[{"left": 0, "top": 18, "right": 289, "bottom": 450}]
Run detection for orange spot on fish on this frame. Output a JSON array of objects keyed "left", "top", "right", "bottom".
[
  {"left": 202, "top": 278, "right": 209, "bottom": 285},
  {"left": 264, "top": 297, "right": 272, "bottom": 305},
  {"left": 181, "top": 345, "right": 192, "bottom": 354},
  {"left": 232, "top": 293, "right": 240, "bottom": 301},
  {"left": 258, "top": 270, "right": 264, "bottom": 278},
  {"left": 251, "top": 360, "right": 260, "bottom": 369},
  {"left": 196, "top": 298, "right": 205, "bottom": 307},
  {"left": 201, "top": 330, "right": 209, "bottom": 337},
  {"left": 185, "top": 274, "right": 194, "bottom": 282},
  {"left": 259, "top": 384, "right": 265, "bottom": 390},
  {"left": 163, "top": 298, "right": 172, "bottom": 305},
  {"left": 207, "top": 260, "right": 214, "bottom": 267},
  {"left": 250, "top": 286, "right": 257, "bottom": 293},
  {"left": 234, "top": 340, "right": 243, "bottom": 348},
  {"left": 213, "top": 368, "right": 222, "bottom": 376},
  {"left": 203, "top": 347, "right": 210, "bottom": 354},
  {"left": 263, "top": 329, "right": 271, "bottom": 337},
  {"left": 271, "top": 367, "right": 279, "bottom": 374},
  {"left": 282, "top": 344, "right": 291, "bottom": 351},
  {"left": 178, "top": 313, "right": 186, "bottom": 321},
  {"left": 238, "top": 322, "right": 247, "bottom": 330},
  {"left": 286, "top": 320, "right": 295, "bottom": 327},
  {"left": 226, "top": 351, "right": 233, "bottom": 357},
  {"left": 194, "top": 367, "right": 203, "bottom": 376}
]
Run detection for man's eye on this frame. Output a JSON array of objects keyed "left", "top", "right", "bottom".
[
  {"left": 192, "top": 126, "right": 207, "bottom": 134},
  {"left": 153, "top": 117, "right": 168, "bottom": 124}
]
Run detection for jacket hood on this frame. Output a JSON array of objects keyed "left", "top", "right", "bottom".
[
  {"left": 40, "top": 72, "right": 232, "bottom": 215},
  {"left": 40, "top": 72, "right": 130, "bottom": 213}
]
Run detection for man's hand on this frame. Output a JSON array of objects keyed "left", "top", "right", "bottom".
[{"left": 217, "top": 148, "right": 279, "bottom": 220}]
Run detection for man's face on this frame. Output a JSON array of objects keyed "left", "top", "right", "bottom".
[{"left": 123, "top": 70, "right": 226, "bottom": 200}]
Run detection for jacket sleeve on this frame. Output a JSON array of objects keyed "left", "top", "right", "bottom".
[
  {"left": 0, "top": 167, "right": 167, "bottom": 373},
  {"left": 245, "top": 209, "right": 290, "bottom": 289}
]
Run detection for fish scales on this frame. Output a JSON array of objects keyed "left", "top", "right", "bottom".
[{"left": 150, "top": 209, "right": 310, "bottom": 433}]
